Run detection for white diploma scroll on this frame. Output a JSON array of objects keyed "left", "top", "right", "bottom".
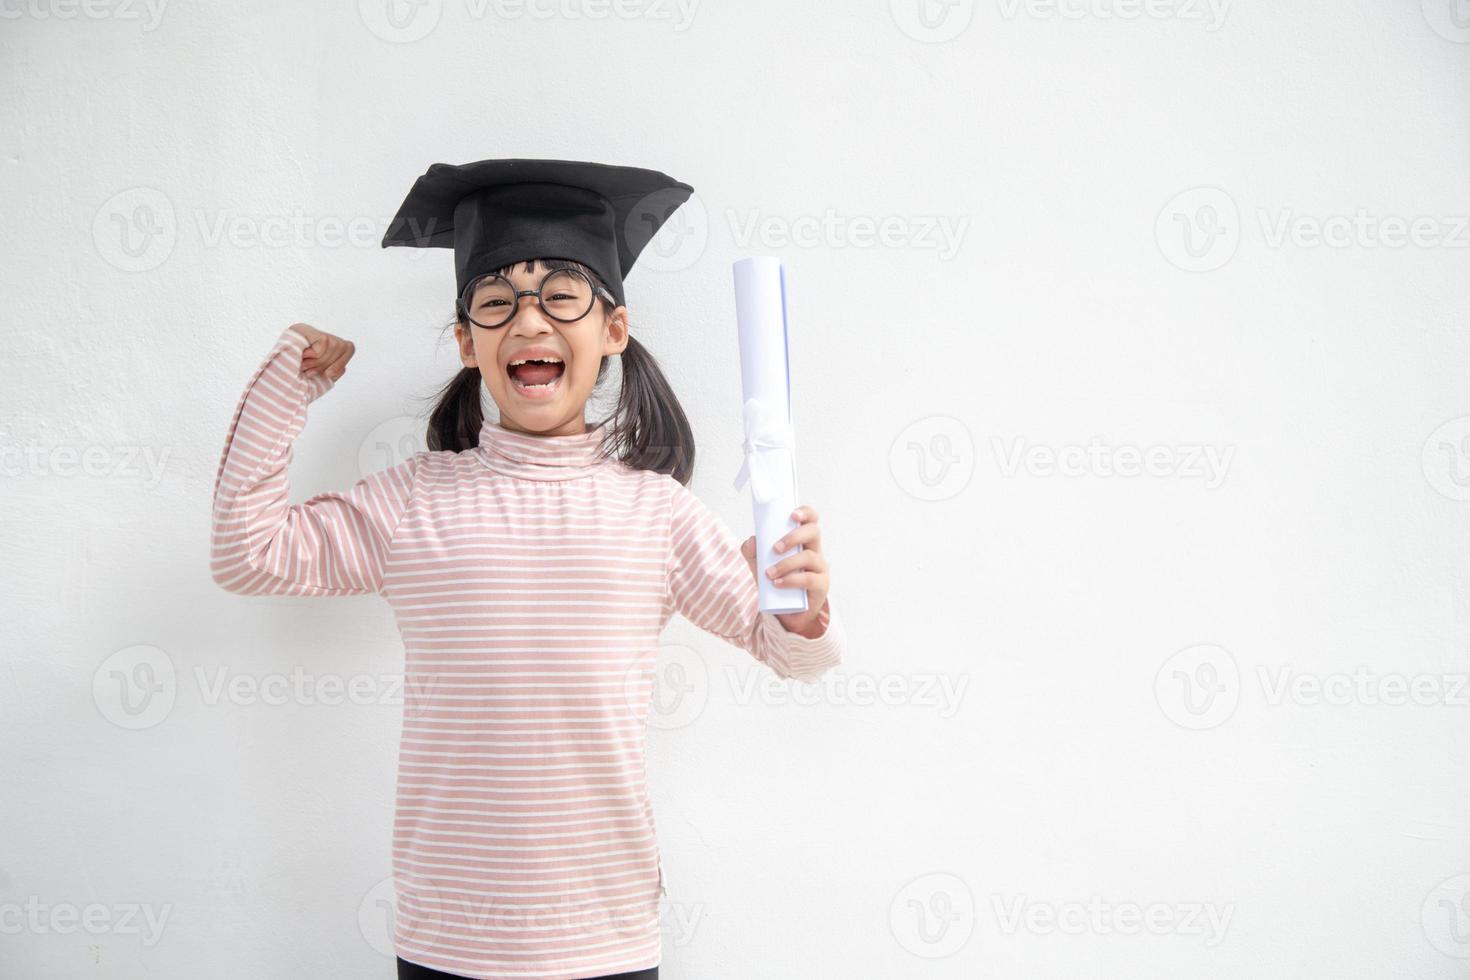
[{"left": 731, "top": 256, "right": 808, "bottom": 615}]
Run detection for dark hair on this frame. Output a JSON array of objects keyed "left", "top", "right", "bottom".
[{"left": 422, "top": 257, "right": 697, "bottom": 485}]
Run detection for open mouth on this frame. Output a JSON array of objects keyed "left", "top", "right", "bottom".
[{"left": 506, "top": 357, "right": 566, "bottom": 396}]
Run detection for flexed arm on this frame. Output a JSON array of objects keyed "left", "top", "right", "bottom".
[{"left": 210, "top": 324, "right": 420, "bottom": 597}]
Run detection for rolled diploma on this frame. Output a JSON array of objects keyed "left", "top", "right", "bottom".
[{"left": 732, "top": 256, "right": 808, "bottom": 615}]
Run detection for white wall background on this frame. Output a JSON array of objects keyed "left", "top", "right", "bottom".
[{"left": 3, "top": 1, "right": 1470, "bottom": 977}]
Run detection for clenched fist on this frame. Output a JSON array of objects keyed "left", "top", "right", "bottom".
[{"left": 287, "top": 323, "right": 356, "bottom": 382}]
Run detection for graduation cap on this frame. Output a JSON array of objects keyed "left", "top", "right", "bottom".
[{"left": 380, "top": 158, "right": 694, "bottom": 308}]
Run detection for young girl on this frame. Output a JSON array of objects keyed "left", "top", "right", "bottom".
[{"left": 209, "top": 159, "right": 846, "bottom": 980}]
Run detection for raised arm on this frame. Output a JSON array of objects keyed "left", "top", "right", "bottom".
[
  {"left": 665, "top": 478, "right": 845, "bottom": 682},
  {"left": 210, "top": 325, "right": 420, "bottom": 597}
]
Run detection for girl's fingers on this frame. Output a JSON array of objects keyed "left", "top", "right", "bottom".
[
  {"left": 769, "top": 570, "right": 824, "bottom": 590},
  {"left": 318, "top": 352, "right": 350, "bottom": 380},
  {"left": 772, "top": 521, "right": 820, "bottom": 555},
  {"left": 300, "top": 339, "right": 327, "bottom": 373},
  {"left": 291, "top": 326, "right": 354, "bottom": 379},
  {"left": 765, "top": 548, "right": 826, "bottom": 581},
  {"left": 772, "top": 505, "right": 821, "bottom": 554},
  {"left": 303, "top": 353, "right": 331, "bottom": 376},
  {"left": 305, "top": 342, "right": 353, "bottom": 380}
]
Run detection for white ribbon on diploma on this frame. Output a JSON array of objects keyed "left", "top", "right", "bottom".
[{"left": 732, "top": 396, "right": 795, "bottom": 504}]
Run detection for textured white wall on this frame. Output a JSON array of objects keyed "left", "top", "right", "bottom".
[{"left": 4, "top": 1, "right": 1470, "bottom": 977}]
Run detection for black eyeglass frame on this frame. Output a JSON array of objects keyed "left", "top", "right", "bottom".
[{"left": 457, "top": 267, "right": 618, "bottom": 329}]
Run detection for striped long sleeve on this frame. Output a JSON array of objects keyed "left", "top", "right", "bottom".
[
  {"left": 210, "top": 325, "right": 420, "bottom": 597},
  {"left": 665, "top": 478, "right": 845, "bottom": 682}
]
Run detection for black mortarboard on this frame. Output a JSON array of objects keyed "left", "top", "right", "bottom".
[{"left": 380, "top": 158, "right": 694, "bottom": 308}]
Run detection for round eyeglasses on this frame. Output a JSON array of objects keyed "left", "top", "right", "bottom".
[{"left": 459, "top": 267, "right": 616, "bottom": 330}]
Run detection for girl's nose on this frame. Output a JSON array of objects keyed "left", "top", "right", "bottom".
[{"left": 506, "top": 295, "right": 556, "bottom": 333}]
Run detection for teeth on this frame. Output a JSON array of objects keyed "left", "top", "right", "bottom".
[{"left": 509, "top": 357, "right": 563, "bottom": 366}]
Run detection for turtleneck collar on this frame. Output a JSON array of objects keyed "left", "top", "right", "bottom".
[{"left": 474, "top": 417, "right": 616, "bottom": 481}]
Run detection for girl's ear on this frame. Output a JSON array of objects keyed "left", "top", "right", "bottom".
[
  {"left": 456, "top": 320, "right": 478, "bottom": 369},
  {"left": 603, "top": 305, "right": 630, "bottom": 357}
]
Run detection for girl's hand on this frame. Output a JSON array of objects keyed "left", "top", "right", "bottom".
[
  {"left": 739, "top": 505, "right": 832, "bottom": 639},
  {"left": 288, "top": 323, "right": 356, "bottom": 382}
]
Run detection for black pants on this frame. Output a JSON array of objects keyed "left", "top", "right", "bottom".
[{"left": 396, "top": 955, "right": 657, "bottom": 980}]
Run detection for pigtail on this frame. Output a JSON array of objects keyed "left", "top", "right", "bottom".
[
  {"left": 602, "top": 333, "right": 696, "bottom": 486},
  {"left": 425, "top": 365, "right": 484, "bottom": 453}
]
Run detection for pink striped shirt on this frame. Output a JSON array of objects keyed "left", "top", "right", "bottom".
[{"left": 210, "top": 325, "right": 846, "bottom": 979}]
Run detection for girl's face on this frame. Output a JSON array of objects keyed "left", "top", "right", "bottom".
[{"left": 457, "top": 259, "right": 629, "bottom": 438}]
